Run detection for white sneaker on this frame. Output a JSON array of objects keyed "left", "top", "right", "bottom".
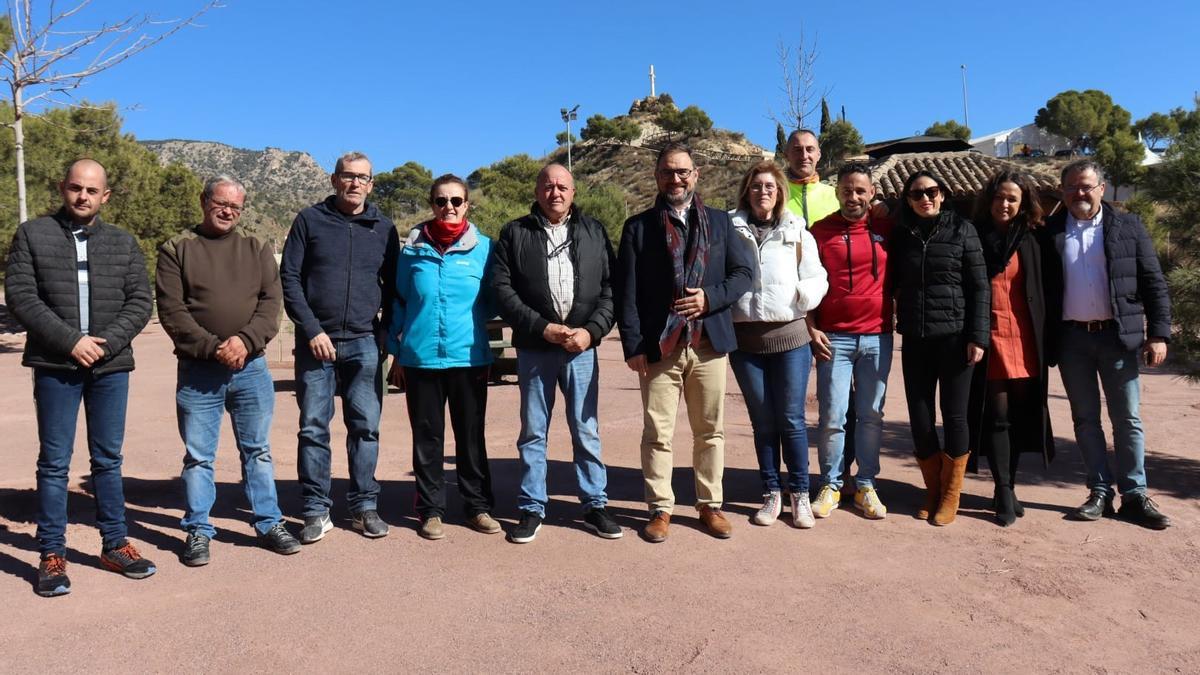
[
  {"left": 790, "top": 491, "right": 816, "bottom": 529},
  {"left": 752, "top": 491, "right": 782, "bottom": 526}
]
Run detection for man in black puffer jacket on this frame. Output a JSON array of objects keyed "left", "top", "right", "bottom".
[
  {"left": 493, "top": 163, "right": 620, "bottom": 544},
  {"left": 5, "top": 159, "right": 154, "bottom": 597},
  {"left": 1043, "top": 159, "right": 1173, "bottom": 529}
]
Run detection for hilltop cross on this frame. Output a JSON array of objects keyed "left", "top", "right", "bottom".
[{"left": 649, "top": 64, "right": 656, "bottom": 97}]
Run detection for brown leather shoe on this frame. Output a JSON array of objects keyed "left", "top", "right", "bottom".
[
  {"left": 643, "top": 510, "right": 670, "bottom": 543},
  {"left": 698, "top": 505, "right": 733, "bottom": 539}
]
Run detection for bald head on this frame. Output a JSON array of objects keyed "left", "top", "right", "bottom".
[
  {"left": 59, "top": 158, "right": 112, "bottom": 226},
  {"left": 536, "top": 163, "right": 575, "bottom": 224}
]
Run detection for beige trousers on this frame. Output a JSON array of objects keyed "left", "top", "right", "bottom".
[{"left": 639, "top": 339, "right": 727, "bottom": 512}]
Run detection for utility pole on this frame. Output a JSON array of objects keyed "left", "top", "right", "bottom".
[
  {"left": 649, "top": 64, "right": 656, "bottom": 97},
  {"left": 560, "top": 104, "right": 579, "bottom": 172},
  {"left": 960, "top": 64, "right": 970, "bottom": 130}
]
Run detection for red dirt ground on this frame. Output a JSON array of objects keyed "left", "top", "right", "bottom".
[{"left": 2, "top": 311, "right": 1198, "bottom": 672}]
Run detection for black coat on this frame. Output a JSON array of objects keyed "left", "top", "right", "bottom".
[
  {"left": 616, "top": 198, "right": 755, "bottom": 362},
  {"left": 892, "top": 210, "right": 991, "bottom": 346},
  {"left": 492, "top": 204, "right": 616, "bottom": 350},
  {"left": 1042, "top": 204, "right": 1171, "bottom": 354},
  {"left": 4, "top": 210, "right": 152, "bottom": 375},
  {"left": 966, "top": 222, "right": 1055, "bottom": 472}
]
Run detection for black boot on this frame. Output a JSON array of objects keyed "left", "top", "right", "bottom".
[
  {"left": 994, "top": 485, "right": 1017, "bottom": 527},
  {"left": 1009, "top": 453, "right": 1024, "bottom": 518}
]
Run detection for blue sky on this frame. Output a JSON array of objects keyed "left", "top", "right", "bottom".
[{"left": 35, "top": 0, "right": 1200, "bottom": 178}]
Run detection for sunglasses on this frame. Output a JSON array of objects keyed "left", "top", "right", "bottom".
[
  {"left": 434, "top": 196, "right": 466, "bottom": 208},
  {"left": 907, "top": 186, "right": 941, "bottom": 201}
]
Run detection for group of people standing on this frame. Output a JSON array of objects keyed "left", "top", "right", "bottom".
[{"left": 5, "top": 126, "right": 1173, "bottom": 598}]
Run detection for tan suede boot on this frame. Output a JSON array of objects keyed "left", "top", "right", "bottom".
[
  {"left": 933, "top": 453, "right": 970, "bottom": 526},
  {"left": 916, "top": 454, "right": 942, "bottom": 521}
]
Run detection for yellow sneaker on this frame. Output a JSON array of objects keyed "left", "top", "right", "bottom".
[
  {"left": 811, "top": 485, "right": 840, "bottom": 519},
  {"left": 854, "top": 486, "right": 887, "bottom": 520}
]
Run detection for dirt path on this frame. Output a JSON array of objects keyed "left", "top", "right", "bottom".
[{"left": 1, "top": 319, "right": 1197, "bottom": 673}]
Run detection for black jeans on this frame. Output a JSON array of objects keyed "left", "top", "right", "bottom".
[
  {"left": 404, "top": 365, "right": 494, "bottom": 519},
  {"left": 901, "top": 335, "right": 975, "bottom": 459}
]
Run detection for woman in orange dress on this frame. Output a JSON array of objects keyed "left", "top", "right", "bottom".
[{"left": 968, "top": 170, "right": 1055, "bottom": 526}]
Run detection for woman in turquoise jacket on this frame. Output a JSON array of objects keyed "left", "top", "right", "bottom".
[{"left": 386, "top": 174, "right": 498, "bottom": 541}]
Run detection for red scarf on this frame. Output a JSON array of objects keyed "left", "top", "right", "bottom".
[{"left": 424, "top": 219, "right": 468, "bottom": 252}]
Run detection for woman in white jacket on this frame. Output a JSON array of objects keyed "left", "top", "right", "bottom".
[{"left": 729, "top": 161, "right": 829, "bottom": 528}]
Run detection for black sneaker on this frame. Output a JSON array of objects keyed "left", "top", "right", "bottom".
[
  {"left": 1072, "top": 491, "right": 1115, "bottom": 521},
  {"left": 351, "top": 509, "right": 389, "bottom": 538},
  {"left": 260, "top": 522, "right": 302, "bottom": 554},
  {"left": 583, "top": 507, "right": 623, "bottom": 539},
  {"left": 36, "top": 553, "right": 71, "bottom": 597},
  {"left": 508, "top": 511, "right": 543, "bottom": 544},
  {"left": 181, "top": 532, "right": 211, "bottom": 567},
  {"left": 100, "top": 541, "right": 156, "bottom": 579},
  {"left": 1118, "top": 494, "right": 1171, "bottom": 530},
  {"left": 299, "top": 513, "right": 333, "bottom": 544}
]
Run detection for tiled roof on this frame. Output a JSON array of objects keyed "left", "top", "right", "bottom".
[{"left": 861, "top": 152, "right": 1060, "bottom": 199}]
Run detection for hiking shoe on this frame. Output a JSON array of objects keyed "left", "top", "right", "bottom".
[
  {"left": 467, "top": 512, "right": 502, "bottom": 534},
  {"left": 36, "top": 553, "right": 70, "bottom": 597},
  {"left": 752, "top": 491, "right": 783, "bottom": 526},
  {"left": 419, "top": 516, "right": 445, "bottom": 540},
  {"left": 811, "top": 485, "right": 841, "bottom": 518},
  {"left": 299, "top": 513, "right": 333, "bottom": 544},
  {"left": 583, "top": 507, "right": 623, "bottom": 539},
  {"left": 854, "top": 486, "right": 888, "bottom": 520},
  {"left": 181, "top": 532, "right": 211, "bottom": 567},
  {"left": 260, "top": 523, "right": 301, "bottom": 555},
  {"left": 508, "top": 511, "right": 543, "bottom": 544},
  {"left": 1119, "top": 494, "right": 1171, "bottom": 530},
  {"left": 790, "top": 491, "right": 815, "bottom": 529},
  {"left": 351, "top": 510, "right": 389, "bottom": 538},
  {"left": 100, "top": 541, "right": 156, "bottom": 579}
]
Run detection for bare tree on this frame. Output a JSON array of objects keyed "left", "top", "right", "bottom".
[
  {"left": 0, "top": 0, "right": 221, "bottom": 222},
  {"left": 769, "top": 30, "right": 830, "bottom": 133}
]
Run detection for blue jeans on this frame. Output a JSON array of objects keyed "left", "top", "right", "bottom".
[
  {"left": 177, "top": 355, "right": 283, "bottom": 537},
  {"left": 295, "top": 335, "right": 383, "bottom": 516},
  {"left": 516, "top": 348, "right": 607, "bottom": 516},
  {"left": 816, "top": 333, "right": 893, "bottom": 490},
  {"left": 1057, "top": 323, "right": 1147, "bottom": 497},
  {"left": 33, "top": 368, "right": 130, "bottom": 555},
  {"left": 730, "top": 344, "right": 813, "bottom": 493}
]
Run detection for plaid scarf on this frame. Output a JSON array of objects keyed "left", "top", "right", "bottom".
[{"left": 658, "top": 194, "right": 711, "bottom": 357}]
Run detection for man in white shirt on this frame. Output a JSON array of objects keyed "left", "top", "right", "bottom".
[{"left": 1045, "top": 159, "right": 1172, "bottom": 529}]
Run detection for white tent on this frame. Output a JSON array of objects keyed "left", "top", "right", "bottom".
[{"left": 970, "top": 123, "right": 1071, "bottom": 158}]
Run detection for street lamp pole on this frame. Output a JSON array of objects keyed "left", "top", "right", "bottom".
[{"left": 560, "top": 104, "right": 579, "bottom": 172}]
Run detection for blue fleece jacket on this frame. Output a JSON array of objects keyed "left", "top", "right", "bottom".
[
  {"left": 280, "top": 196, "right": 399, "bottom": 341},
  {"left": 386, "top": 222, "right": 496, "bottom": 369}
]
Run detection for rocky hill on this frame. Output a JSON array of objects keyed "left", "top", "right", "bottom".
[{"left": 140, "top": 140, "right": 329, "bottom": 247}]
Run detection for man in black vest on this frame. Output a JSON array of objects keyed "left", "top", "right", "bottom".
[{"left": 5, "top": 159, "right": 155, "bottom": 596}]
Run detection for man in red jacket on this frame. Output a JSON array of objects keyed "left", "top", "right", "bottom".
[{"left": 806, "top": 163, "right": 895, "bottom": 520}]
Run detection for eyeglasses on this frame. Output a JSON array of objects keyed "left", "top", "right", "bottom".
[
  {"left": 1064, "top": 183, "right": 1102, "bottom": 195},
  {"left": 749, "top": 183, "right": 778, "bottom": 193},
  {"left": 657, "top": 168, "right": 695, "bottom": 180},
  {"left": 337, "top": 172, "right": 373, "bottom": 185},
  {"left": 434, "top": 196, "right": 466, "bottom": 208},
  {"left": 207, "top": 199, "right": 244, "bottom": 214},
  {"left": 907, "top": 186, "right": 941, "bottom": 201}
]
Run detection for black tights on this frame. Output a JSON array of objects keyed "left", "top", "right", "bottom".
[
  {"left": 901, "top": 335, "right": 975, "bottom": 460},
  {"left": 985, "top": 377, "right": 1035, "bottom": 488}
]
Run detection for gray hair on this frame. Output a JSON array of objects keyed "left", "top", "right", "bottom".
[
  {"left": 1061, "top": 158, "right": 1106, "bottom": 185},
  {"left": 202, "top": 174, "right": 246, "bottom": 201},
  {"left": 334, "top": 151, "right": 371, "bottom": 175}
]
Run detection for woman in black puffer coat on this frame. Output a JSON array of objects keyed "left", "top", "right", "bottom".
[{"left": 891, "top": 170, "right": 990, "bottom": 526}]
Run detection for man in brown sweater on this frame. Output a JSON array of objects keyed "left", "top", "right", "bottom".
[{"left": 156, "top": 175, "right": 301, "bottom": 566}]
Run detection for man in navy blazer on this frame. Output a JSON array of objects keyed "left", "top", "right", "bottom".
[
  {"left": 616, "top": 142, "right": 754, "bottom": 543},
  {"left": 1044, "top": 159, "right": 1172, "bottom": 529}
]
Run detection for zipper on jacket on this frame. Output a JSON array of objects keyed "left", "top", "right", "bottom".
[
  {"left": 340, "top": 221, "right": 354, "bottom": 337},
  {"left": 913, "top": 222, "right": 938, "bottom": 338},
  {"left": 843, "top": 231, "right": 853, "bottom": 292}
]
